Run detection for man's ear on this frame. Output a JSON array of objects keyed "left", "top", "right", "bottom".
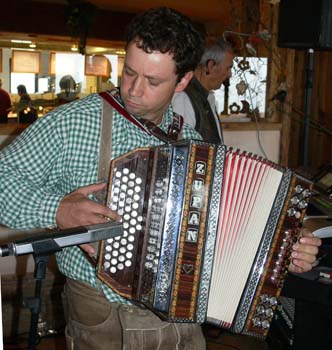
[
  {"left": 174, "top": 71, "right": 193, "bottom": 92},
  {"left": 206, "top": 59, "right": 216, "bottom": 75}
]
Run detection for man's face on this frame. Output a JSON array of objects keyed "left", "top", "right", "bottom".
[
  {"left": 121, "top": 41, "right": 192, "bottom": 124},
  {"left": 208, "top": 50, "right": 235, "bottom": 90}
]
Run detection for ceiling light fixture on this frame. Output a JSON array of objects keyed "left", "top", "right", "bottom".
[
  {"left": 71, "top": 44, "right": 78, "bottom": 52},
  {"left": 29, "top": 42, "right": 36, "bottom": 48},
  {"left": 11, "top": 39, "right": 32, "bottom": 44}
]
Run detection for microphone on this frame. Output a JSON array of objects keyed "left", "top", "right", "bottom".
[{"left": 0, "top": 221, "right": 123, "bottom": 257}]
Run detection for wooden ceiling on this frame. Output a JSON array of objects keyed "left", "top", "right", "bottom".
[
  {"left": 85, "top": 0, "right": 231, "bottom": 22},
  {"left": 38, "top": 0, "right": 232, "bottom": 22},
  {"left": 0, "top": 0, "right": 244, "bottom": 53}
]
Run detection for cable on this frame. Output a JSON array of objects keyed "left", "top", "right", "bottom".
[{"left": 274, "top": 101, "right": 332, "bottom": 137}]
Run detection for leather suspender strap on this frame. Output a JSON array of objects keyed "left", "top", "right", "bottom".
[{"left": 95, "top": 96, "right": 114, "bottom": 204}]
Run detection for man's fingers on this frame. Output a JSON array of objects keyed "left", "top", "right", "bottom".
[
  {"left": 77, "top": 182, "right": 107, "bottom": 196},
  {"left": 80, "top": 243, "right": 96, "bottom": 256},
  {"left": 299, "top": 235, "right": 322, "bottom": 248},
  {"left": 95, "top": 205, "right": 121, "bottom": 222},
  {"left": 56, "top": 182, "right": 121, "bottom": 229},
  {"left": 288, "top": 260, "right": 309, "bottom": 274},
  {"left": 291, "top": 250, "right": 317, "bottom": 265}
]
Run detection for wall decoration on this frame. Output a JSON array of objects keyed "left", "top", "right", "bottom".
[
  {"left": 85, "top": 55, "right": 110, "bottom": 77},
  {"left": 12, "top": 50, "right": 40, "bottom": 74}
]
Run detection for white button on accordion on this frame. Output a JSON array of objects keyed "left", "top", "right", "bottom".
[{"left": 95, "top": 140, "right": 311, "bottom": 338}]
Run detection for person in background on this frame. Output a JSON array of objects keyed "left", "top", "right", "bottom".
[
  {"left": 16, "top": 84, "right": 36, "bottom": 124},
  {"left": 0, "top": 78, "right": 11, "bottom": 123},
  {"left": 0, "top": 7, "right": 320, "bottom": 350},
  {"left": 17, "top": 84, "right": 31, "bottom": 104},
  {"left": 56, "top": 75, "right": 79, "bottom": 105},
  {"left": 172, "top": 38, "right": 234, "bottom": 143}
]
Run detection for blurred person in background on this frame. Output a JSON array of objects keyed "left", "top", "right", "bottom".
[
  {"left": 0, "top": 79, "right": 12, "bottom": 123},
  {"left": 56, "top": 75, "right": 79, "bottom": 105},
  {"left": 17, "top": 84, "right": 31, "bottom": 104},
  {"left": 16, "top": 84, "right": 37, "bottom": 124}
]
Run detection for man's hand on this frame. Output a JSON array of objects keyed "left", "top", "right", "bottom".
[
  {"left": 288, "top": 228, "right": 322, "bottom": 274},
  {"left": 56, "top": 182, "right": 119, "bottom": 256}
]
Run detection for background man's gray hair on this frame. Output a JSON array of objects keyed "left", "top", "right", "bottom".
[{"left": 199, "top": 38, "right": 234, "bottom": 66}]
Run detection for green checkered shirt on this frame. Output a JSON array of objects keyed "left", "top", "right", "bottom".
[{"left": 0, "top": 93, "right": 202, "bottom": 304}]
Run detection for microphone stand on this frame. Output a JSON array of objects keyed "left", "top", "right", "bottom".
[
  {"left": 0, "top": 222, "right": 123, "bottom": 350},
  {"left": 24, "top": 236, "right": 69, "bottom": 350},
  {"left": 302, "top": 48, "right": 314, "bottom": 167},
  {"left": 24, "top": 253, "right": 51, "bottom": 350}
]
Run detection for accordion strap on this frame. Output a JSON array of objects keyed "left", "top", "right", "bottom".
[{"left": 99, "top": 90, "right": 183, "bottom": 143}]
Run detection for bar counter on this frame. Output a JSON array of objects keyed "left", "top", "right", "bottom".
[
  {"left": 0, "top": 122, "right": 30, "bottom": 149},
  {"left": 222, "top": 121, "right": 282, "bottom": 131}
]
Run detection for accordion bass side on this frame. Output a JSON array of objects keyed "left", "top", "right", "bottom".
[{"left": 96, "top": 140, "right": 312, "bottom": 337}]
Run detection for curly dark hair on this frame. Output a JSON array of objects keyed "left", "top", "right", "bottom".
[{"left": 125, "top": 7, "right": 204, "bottom": 80}]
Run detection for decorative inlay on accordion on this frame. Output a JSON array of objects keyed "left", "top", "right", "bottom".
[{"left": 96, "top": 140, "right": 311, "bottom": 337}]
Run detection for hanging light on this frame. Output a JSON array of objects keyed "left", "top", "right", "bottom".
[
  {"left": 29, "top": 42, "right": 37, "bottom": 48},
  {"left": 71, "top": 44, "right": 78, "bottom": 52}
]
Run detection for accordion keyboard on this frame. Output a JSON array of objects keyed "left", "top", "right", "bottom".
[
  {"left": 97, "top": 148, "right": 152, "bottom": 298},
  {"left": 102, "top": 167, "right": 145, "bottom": 274}
]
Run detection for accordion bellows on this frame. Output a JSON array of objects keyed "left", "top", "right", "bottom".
[{"left": 96, "top": 140, "right": 311, "bottom": 337}]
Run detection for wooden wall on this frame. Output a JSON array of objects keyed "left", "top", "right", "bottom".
[
  {"left": 262, "top": 2, "right": 332, "bottom": 172},
  {"left": 288, "top": 50, "right": 332, "bottom": 172}
]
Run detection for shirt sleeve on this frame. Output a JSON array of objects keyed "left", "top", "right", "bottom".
[
  {"left": 0, "top": 116, "right": 65, "bottom": 229},
  {"left": 0, "top": 96, "right": 102, "bottom": 230},
  {"left": 172, "top": 92, "right": 196, "bottom": 128}
]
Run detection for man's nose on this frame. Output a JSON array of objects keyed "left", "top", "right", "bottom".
[{"left": 129, "top": 77, "right": 144, "bottom": 97}]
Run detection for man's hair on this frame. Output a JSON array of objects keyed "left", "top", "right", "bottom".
[
  {"left": 199, "top": 38, "right": 234, "bottom": 66},
  {"left": 125, "top": 7, "right": 204, "bottom": 80},
  {"left": 59, "top": 75, "right": 76, "bottom": 91},
  {"left": 17, "top": 84, "right": 27, "bottom": 94}
]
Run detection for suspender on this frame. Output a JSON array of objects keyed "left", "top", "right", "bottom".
[{"left": 95, "top": 96, "right": 114, "bottom": 204}]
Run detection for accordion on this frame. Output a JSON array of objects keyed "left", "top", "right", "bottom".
[{"left": 96, "top": 140, "right": 311, "bottom": 337}]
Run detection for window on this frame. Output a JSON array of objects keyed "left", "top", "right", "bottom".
[
  {"left": 10, "top": 72, "right": 35, "bottom": 94},
  {"left": 214, "top": 56, "right": 268, "bottom": 118},
  {"left": 55, "top": 53, "right": 85, "bottom": 93}
]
